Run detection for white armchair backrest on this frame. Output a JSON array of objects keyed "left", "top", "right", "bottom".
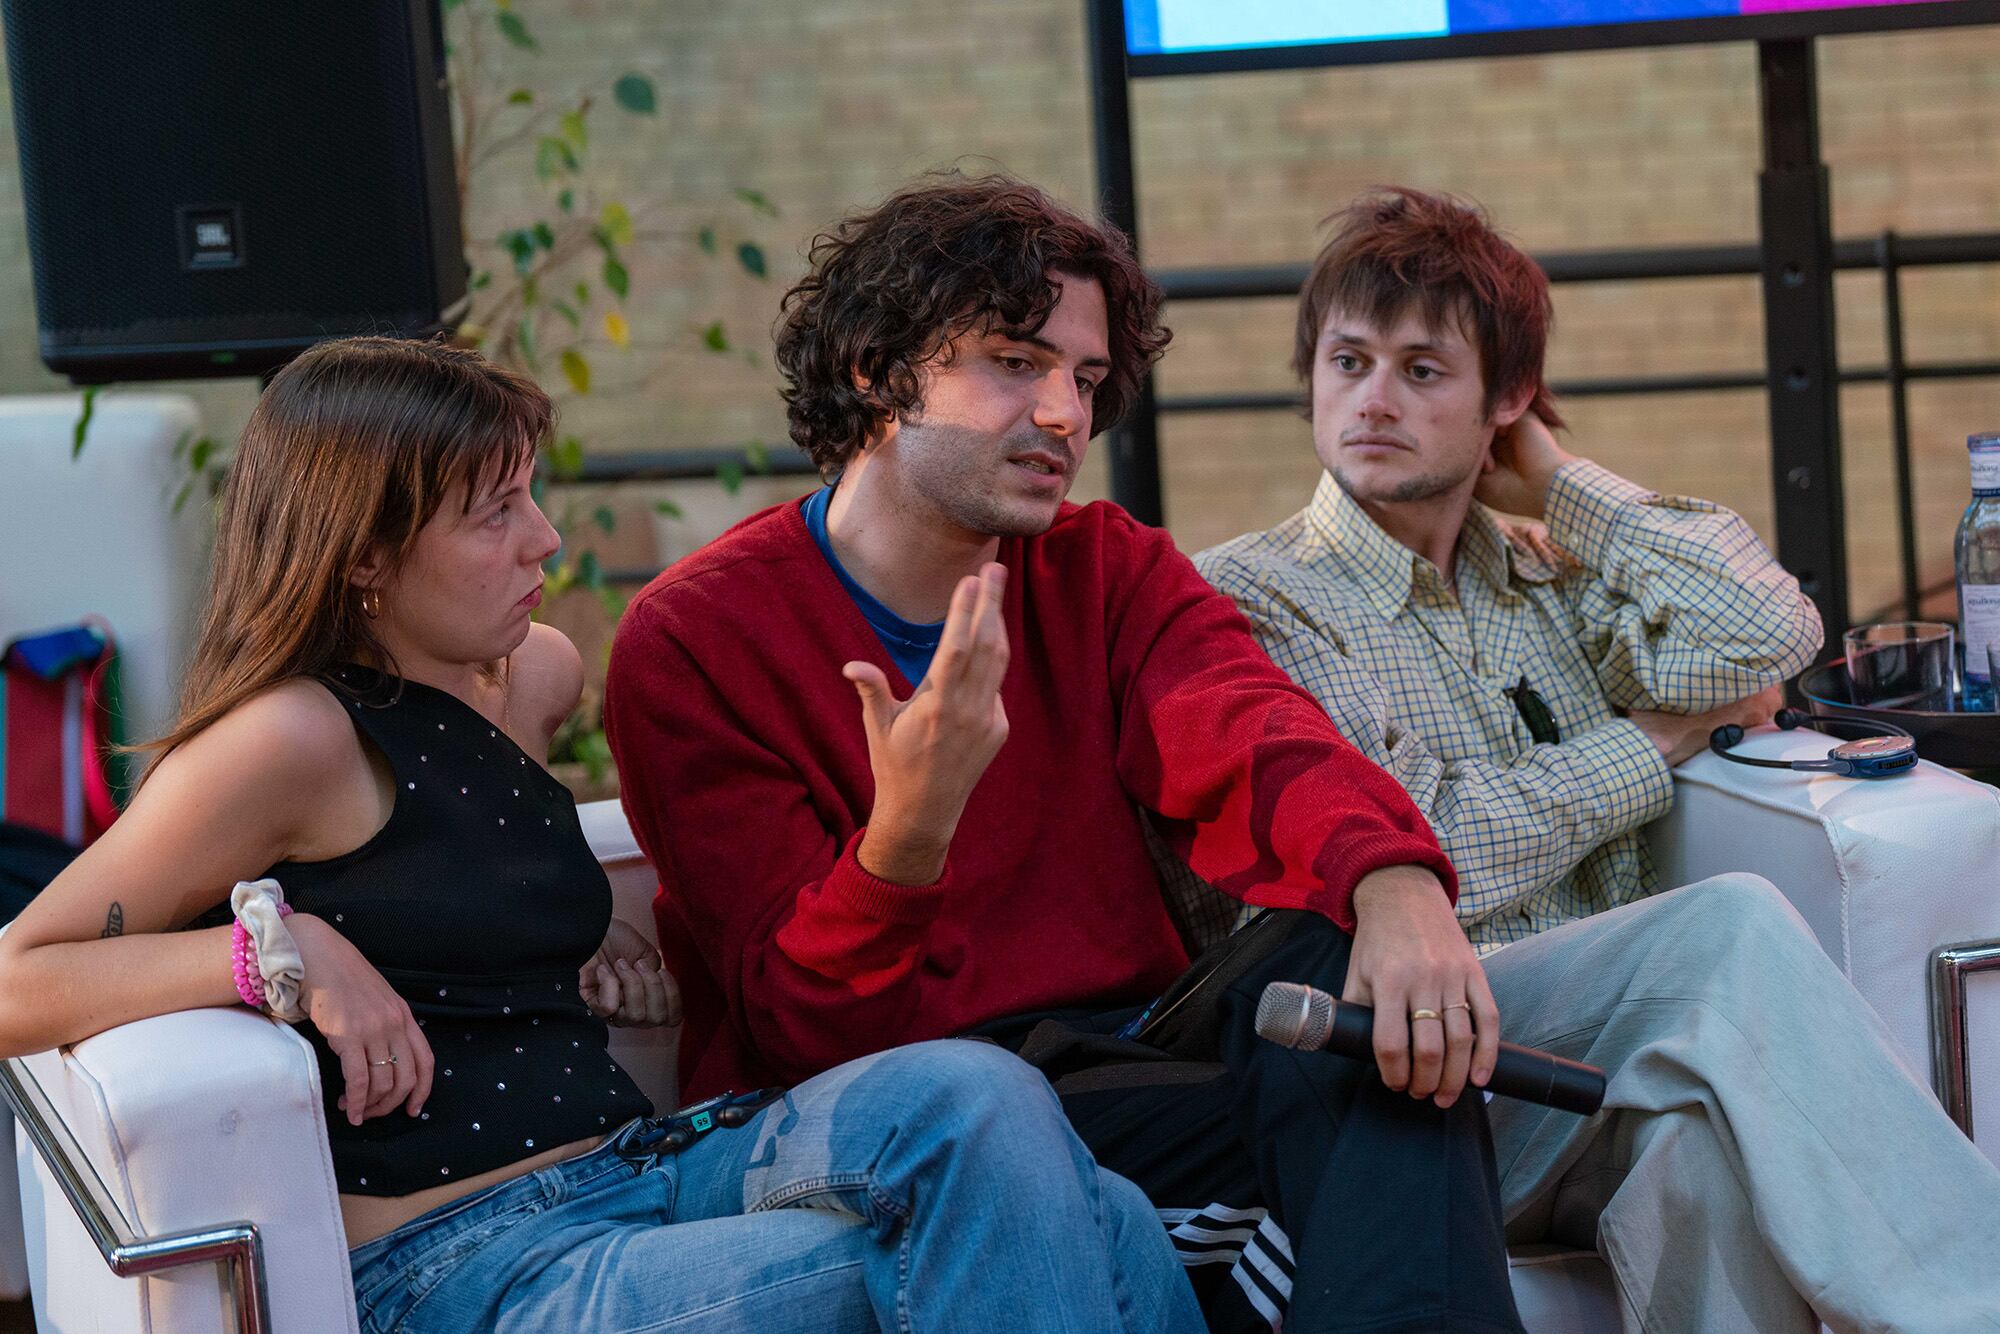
[{"left": 0, "top": 393, "right": 209, "bottom": 744}]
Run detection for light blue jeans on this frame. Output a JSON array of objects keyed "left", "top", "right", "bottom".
[{"left": 348, "top": 1039, "right": 1203, "bottom": 1333}]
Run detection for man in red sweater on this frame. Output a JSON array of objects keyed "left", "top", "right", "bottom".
[{"left": 606, "top": 172, "right": 1523, "bottom": 1332}]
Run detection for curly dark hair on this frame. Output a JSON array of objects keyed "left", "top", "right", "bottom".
[{"left": 775, "top": 171, "right": 1171, "bottom": 477}]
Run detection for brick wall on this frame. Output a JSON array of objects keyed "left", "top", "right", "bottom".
[{"left": 4, "top": 4, "right": 1997, "bottom": 640}]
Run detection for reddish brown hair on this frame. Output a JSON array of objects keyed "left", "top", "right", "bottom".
[
  {"left": 775, "top": 170, "right": 1171, "bottom": 477},
  {"left": 1294, "top": 187, "right": 1562, "bottom": 428},
  {"left": 145, "top": 336, "right": 553, "bottom": 767}
]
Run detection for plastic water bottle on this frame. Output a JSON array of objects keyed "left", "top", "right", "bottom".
[{"left": 1955, "top": 432, "right": 2000, "bottom": 710}]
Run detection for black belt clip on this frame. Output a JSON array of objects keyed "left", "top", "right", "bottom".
[{"left": 614, "top": 1087, "right": 785, "bottom": 1165}]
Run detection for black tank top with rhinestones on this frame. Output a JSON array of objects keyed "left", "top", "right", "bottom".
[{"left": 235, "top": 666, "right": 654, "bottom": 1196}]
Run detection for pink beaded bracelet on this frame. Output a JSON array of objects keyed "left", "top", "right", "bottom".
[{"left": 231, "top": 903, "right": 293, "bottom": 1010}]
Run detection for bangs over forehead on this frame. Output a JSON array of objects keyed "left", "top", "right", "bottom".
[
  {"left": 1294, "top": 187, "right": 1560, "bottom": 426},
  {"left": 1318, "top": 289, "right": 1480, "bottom": 354}
]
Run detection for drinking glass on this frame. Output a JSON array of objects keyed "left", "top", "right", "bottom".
[{"left": 1844, "top": 621, "right": 1954, "bottom": 711}]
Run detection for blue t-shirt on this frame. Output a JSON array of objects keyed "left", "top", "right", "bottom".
[{"left": 802, "top": 487, "right": 944, "bottom": 685}]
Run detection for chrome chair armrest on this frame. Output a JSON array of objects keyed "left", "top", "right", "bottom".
[
  {"left": 1932, "top": 940, "right": 2000, "bottom": 1138},
  {"left": 2, "top": 1056, "right": 268, "bottom": 1332}
]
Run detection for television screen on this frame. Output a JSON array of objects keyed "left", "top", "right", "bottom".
[{"left": 1124, "top": 0, "right": 1999, "bottom": 72}]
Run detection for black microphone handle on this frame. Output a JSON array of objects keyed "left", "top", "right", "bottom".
[{"left": 1325, "top": 1002, "right": 1606, "bottom": 1116}]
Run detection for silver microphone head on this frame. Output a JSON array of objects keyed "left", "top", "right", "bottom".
[{"left": 1254, "top": 981, "right": 1334, "bottom": 1051}]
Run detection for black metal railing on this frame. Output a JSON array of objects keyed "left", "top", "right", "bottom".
[{"left": 560, "top": 228, "right": 2000, "bottom": 620}]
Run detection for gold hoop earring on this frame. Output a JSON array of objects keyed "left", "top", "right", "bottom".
[{"left": 360, "top": 588, "right": 381, "bottom": 620}]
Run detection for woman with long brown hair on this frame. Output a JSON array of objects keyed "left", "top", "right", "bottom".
[{"left": 0, "top": 336, "right": 1200, "bottom": 1332}]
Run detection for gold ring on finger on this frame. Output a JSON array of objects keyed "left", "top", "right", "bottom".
[
  {"left": 1443, "top": 1002, "right": 1472, "bottom": 1014},
  {"left": 369, "top": 1055, "right": 399, "bottom": 1067},
  {"left": 1410, "top": 1009, "right": 1443, "bottom": 1023}
]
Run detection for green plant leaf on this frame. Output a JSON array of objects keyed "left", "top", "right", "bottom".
[
  {"left": 653, "top": 498, "right": 684, "bottom": 519},
  {"left": 171, "top": 429, "right": 191, "bottom": 461},
  {"left": 734, "top": 187, "right": 779, "bottom": 218},
  {"left": 697, "top": 225, "right": 717, "bottom": 255},
  {"left": 717, "top": 459, "right": 745, "bottom": 495},
  {"left": 469, "top": 267, "right": 492, "bottom": 290},
  {"left": 521, "top": 275, "right": 539, "bottom": 306},
  {"left": 535, "top": 136, "right": 578, "bottom": 179},
  {"left": 189, "top": 436, "right": 215, "bottom": 470},
  {"left": 546, "top": 434, "right": 585, "bottom": 481},
  {"left": 71, "top": 385, "right": 98, "bottom": 459},
  {"left": 601, "top": 201, "right": 634, "bottom": 248},
  {"left": 578, "top": 550, "right": 604, "bottom": 590},
  {"left": 496, "top": 11, "right": 536, "bottom": 50},
  {"left": 171, "top": 479, "right": 196, "bottom": 514},
  {"left": 596, "top": 585, "right": 629, "bottom": 619},
  {"left": 560, "top": 347, "right": 592, "bottom": 394},
  {"left": 550, "top": 299, "right": 580, "bottom": 328},
  {"left": 506, "top": 88, "right": 533, "bottom": 106},
  {"left": 557, "top": 188, "right": 574, "bottom": 215},
  {"left": 592, "top": 505, "right": 616, "bottom": 534},
  {"left": 559, "top": 108, "right": 588, "bottom": 153},
  {"left": 531, "top": 220, "right": 557, "bottom": 251},
  {"left": 701, "top": 321, "right": 729, "bottom": 352},
  {"left": 517, "top": 312, "right": 539, "bottom": 369},
  {"left": 573, "top": 280, "right": 590, "bottom": 305},
  {"left": 613, "top": 73, "right": 657, "bottom": 114},
  {"left": 744, "top": 440, "right": 771, "bottom": 474},
  {"left": 603, "top": 256, "right": 629, "bottom": 300},
  {"left": 736, "top": 242, "right": 767, "bottom": 279},
  {"left": 575, "top": 726, "right": 614, "bottom": 783},
  {"left": 503, "top": 228, "right": 536, "bottom": 275}
]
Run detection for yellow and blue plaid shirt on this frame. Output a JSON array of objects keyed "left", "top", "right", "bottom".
[{"left": 1195, "top": 461, "right": 1823, "bottom": 952}]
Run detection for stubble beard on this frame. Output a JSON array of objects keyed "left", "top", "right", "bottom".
[
  {"left": 902, "top": 419, "right": 1067, "bottom": 539},
  {"left": 1330, "top": 460, "right": 1475, "bottom": 506}
]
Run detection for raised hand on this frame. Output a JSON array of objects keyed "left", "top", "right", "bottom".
[
  {"left": 1476, "top": 410, "right": 1576, "bottom": 520},
  {"left": 844, "top": 563, "right": 1011, "bottom": 885},
  {"left": 291, "top": 913, "right": 436, "bottom": 1127},
  {"left": 581, "top": 917, "right": 681, "bottom": 1028},
  {"left": 1341, "top": 865, "right": 1500, "bottom": 1110}
]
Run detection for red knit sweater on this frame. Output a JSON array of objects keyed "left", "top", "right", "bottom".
[{"left": 605, "top": 498, "right": 1456, "bottom": 1100}]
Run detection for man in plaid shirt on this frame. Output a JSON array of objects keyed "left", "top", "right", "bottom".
[{"left": 1198, "top": 187, "right": 2000, "bottom": 1331}]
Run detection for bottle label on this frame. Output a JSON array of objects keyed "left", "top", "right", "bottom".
[
  {"left": 1971, "top": 445, "right": 2000, "bottom": 496},
  {"left": 1963, "top": 585, "right": 2000, "bottom": 682}
]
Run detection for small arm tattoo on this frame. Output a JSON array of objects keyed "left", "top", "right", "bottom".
[{"left": 100, "top": 902, "right": 124, "bottom": 939}]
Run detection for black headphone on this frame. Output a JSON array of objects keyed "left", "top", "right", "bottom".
[{"left": 1707, "top": 707, "right": 1918, "bottom": 779}]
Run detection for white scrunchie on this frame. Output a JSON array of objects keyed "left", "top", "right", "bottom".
[{"left": 231, "top": 878, "right": 307, "bottom": 1023}]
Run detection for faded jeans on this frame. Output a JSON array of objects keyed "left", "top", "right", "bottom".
[
  {"left": 348, "top": 1039, "right": 1203, "bottom": 1332},
  {"left": 1486, "top": 874, "right": 2000, "bottom": 1333}
]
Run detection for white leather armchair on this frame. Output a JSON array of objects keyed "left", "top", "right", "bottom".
[{"left": 10, "top": 731, "right": 1999, "bottom": 1332}]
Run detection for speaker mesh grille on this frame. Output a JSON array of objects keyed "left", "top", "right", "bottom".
[{"left": 3, "top": 0, "right": 463, "bottom": 376}]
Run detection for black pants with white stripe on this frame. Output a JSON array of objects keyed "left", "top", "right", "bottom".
[{"left": 978, "top": 911, "right": 1523, "bottom": 1333}]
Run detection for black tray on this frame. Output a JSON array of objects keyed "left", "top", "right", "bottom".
[{"left": 1799, "top": 662, "right": 2000, "bottom": 770}]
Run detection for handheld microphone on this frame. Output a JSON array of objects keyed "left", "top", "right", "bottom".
[{"left": 1254, "top": 981, "right": 1606, "bottom": 1116}]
